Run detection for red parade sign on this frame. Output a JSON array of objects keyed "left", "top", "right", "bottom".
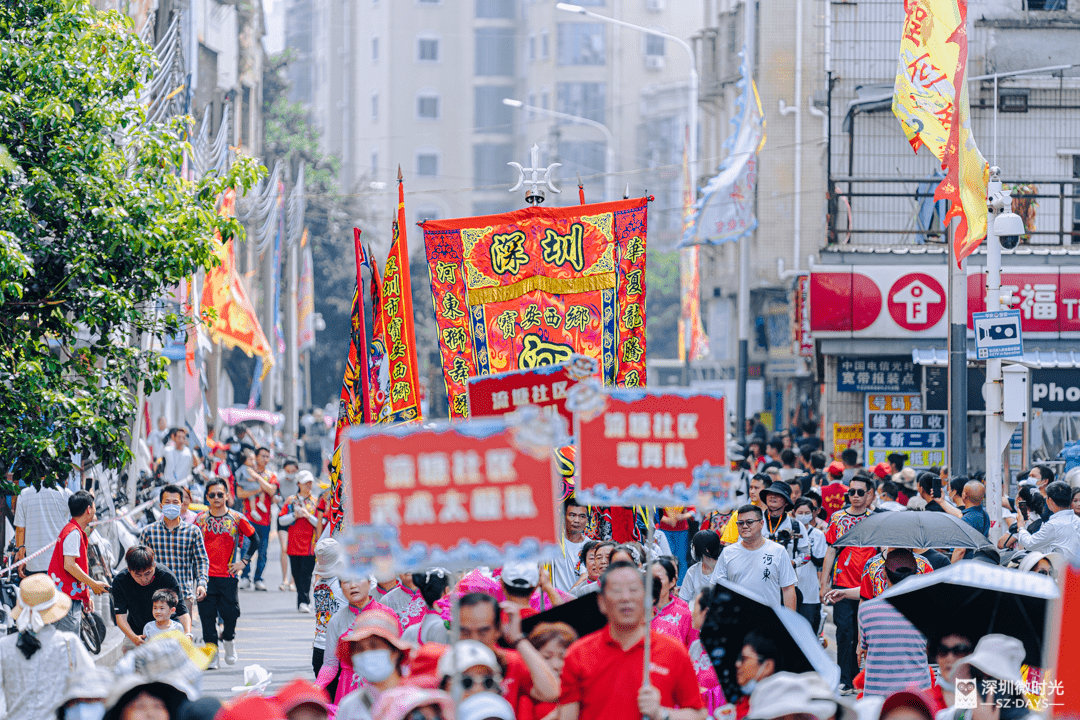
[
  {"left": 345, "top": 421, "right": 559, "bottom": 563},
  {"left": 466, "top": 355, "right": 599, "bottom": 436},
  {"left": 574, "top": 391, "right": 726, "bottom": 507},
  {"left": 810, "top": 265, "right": 1080, "bottom": 338}
]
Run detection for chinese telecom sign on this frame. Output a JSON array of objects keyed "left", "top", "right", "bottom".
[
  {"left": 345, "top": 418, "right": 559, "bottom": 570},
  {"left": 575, "top": 390, "right": 726, "bottom": 506},
  {"left": 467, "top": 355, "right": 599, "bottom": 437},
  {"left": 837, "top": 356, "right": 920, "bottom": 393}
]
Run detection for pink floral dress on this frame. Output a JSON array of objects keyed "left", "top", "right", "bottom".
[{"left": 651, "top": 597, "right": 696, "bottom": 648}]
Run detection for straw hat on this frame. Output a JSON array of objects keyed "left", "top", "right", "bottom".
[
  {"left": 338, "top": 608, "right": 412, "bottom": 672},
  {"left": 371, "top": 687, "right": 454, "bottom": 720},
  {"left": 12, "top": 574, "right": 72, "bottom": 632}
]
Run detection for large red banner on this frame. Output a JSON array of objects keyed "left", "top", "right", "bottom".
[
  {"left": 421, "top": 198, "right": 648, "bottom": 419},
  {"left": 575, "top": 391, "right": 727, "bottom": 506},
  {"left": 344, "top": 420, "right": 559, "bottom": 568}
]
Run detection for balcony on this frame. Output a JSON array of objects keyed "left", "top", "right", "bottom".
[{"left": 827, "top": 176, "right": 1080, "bottom": 246}]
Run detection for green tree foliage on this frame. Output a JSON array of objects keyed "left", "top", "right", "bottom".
[{"left": 0, "top": 1, "right": 261, "bottom": 488}]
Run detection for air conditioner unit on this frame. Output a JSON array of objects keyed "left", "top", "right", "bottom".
[
  {"left": 646, "top": 55, "right": 666, "bottom": 69},
  {"left": 647, "top": 0, "right": 666, "bottom": 10}
]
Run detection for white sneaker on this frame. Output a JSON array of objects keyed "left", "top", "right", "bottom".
[
  {"left": 254, "top": 581, "right": 268, "bottom": 591},
  {"left": 299, "top": 603, "right": 311, "bottom": 614},
  {"left": 207, "top": 647, "right": 220, "bottom": 670},
  {"left": 223, "top": 640, "right": 237, "bottom": 665},
  {"left": 238, "top": 578, "right": 252, "bottom": 591}
]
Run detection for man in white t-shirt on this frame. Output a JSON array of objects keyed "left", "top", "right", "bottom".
[
  {"left": 552, "top": 499, "right": 593, "bottom": 593},
  {"left": 162, "top": 427, "right": 194, "bottom": 484},
  {"left": 710, "top": 504, "right": 797, "bottom": 610},
  {"left": 14, "top": 483, "right": 73, "bottom": 576}
]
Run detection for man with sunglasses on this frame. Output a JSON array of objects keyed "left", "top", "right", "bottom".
[
  {"left": 710, "top": 504, "right": 797, "bottom": 610},
  {"left": 820, "top": 473, "right": 877, "bottom": 695},
  {"left": 195, "top": 476, "right": 260, "bottom": 669},
  {"left": 111, "top": 544, "right": 191, "bottom": 651}
]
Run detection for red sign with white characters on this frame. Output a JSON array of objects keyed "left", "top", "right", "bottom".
[
  {"left": 810, "top": 265, "right": 1080, "bottom": 338},
  {"left": 575, "top": 391, "right": 726, "bottom": 507},
  {"left": 467, "top": 355, "right": 598, "bottom": 437},
  {"left": 345, "top": 421, "right": 558, "bottom": 557}
]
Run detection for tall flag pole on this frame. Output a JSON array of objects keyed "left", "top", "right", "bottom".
[
  {"left": 892, "top": 0, "right": 988, "bottom": 265},
  {"left": 375, "top": 167, "right": 423, "bottom": 423},
  {"left": 325, "top": 228, "right": 371, "bottom": 533},
  {"left": 678, "top": 128, "right": 710, "bottom": 363}
]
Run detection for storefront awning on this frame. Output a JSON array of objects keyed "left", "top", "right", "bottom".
[{"left": 911, "top": 348, "right": 1080, "bottom": 368}]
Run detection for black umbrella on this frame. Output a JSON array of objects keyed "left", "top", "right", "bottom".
[
  {"left": 879, "top": 560, "right": 1059, "bottom": 666},
  {"left": 699, "top": 580, "right": 839, "bottom": 703},
  {"left": 521, "top": 591, "right": 607, "bottom": 640},
  {"left": 830, "top": 510, "right": 995, "bottom": 551}
]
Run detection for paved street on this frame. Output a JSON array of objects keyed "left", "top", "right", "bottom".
[{"left": 200, "top": 540, "right": 317, "bottom": 696}]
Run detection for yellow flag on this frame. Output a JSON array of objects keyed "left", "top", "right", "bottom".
[{"left": 892, "top": 0, "right": 987, "bottom": 266}]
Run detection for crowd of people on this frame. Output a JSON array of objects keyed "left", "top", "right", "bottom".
[{"left": 2, "top": 421, "right": 1076, "bottom": 720}]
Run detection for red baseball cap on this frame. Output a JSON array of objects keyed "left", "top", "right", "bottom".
[
  {"left": 215, "top": 696, "right": 285, "bottom": 720},
  {"left": 879, "top": 689, "right": 940, "bottom": 720},
  {"left": 403, "top": 643, "right": 448, "bottom": 689},
  {"left": 273, "top": 678, "right": 329, "bottom": 715},
  {"left": 873, "top": 462, "right": 891, "bottom": 479},
  {"left": 827, "top": 461, "right": 845, "bottom": 477}
]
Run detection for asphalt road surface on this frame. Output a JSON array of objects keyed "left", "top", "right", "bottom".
[{"left": 199, "top": 538, "right": 318, "bottom": 697}]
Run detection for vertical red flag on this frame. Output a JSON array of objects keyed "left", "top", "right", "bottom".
[
  {"left": 324, "top": 228, "right": 372, "bottom": 533},
  {"left": 375, "top": 169, "right": 423, "bottom": 423}
]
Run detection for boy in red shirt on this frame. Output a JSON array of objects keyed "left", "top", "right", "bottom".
[{"left": 195, "top": 477, "right": 259, "bottom": 669}]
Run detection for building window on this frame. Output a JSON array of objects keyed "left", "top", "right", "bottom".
[
  {"left": 476, "top": 0, "right": 515, "bottom": 18},
  {"left": 474, "top": 143, "right": 514, "bottom": 185},
  {"left": 417, "top": 0, "right": 441, "bottom": 3},
  {"left": 998, "top": 89, "right": 1030, "bottom": 112},
  {"left": 540, "top": 29, "right": 550, "bottom": 59},
  {"left": 558, "top": 23, "right": 605, "bottom": 65},
  {"left": 557, "top": 82, "right": 606, "bottom": 123},
  {"left": 371, "top": 148, "right": 378, "bottom": 174},
  {"left": 476, "top": 27, "right": 515, "bottom": 76},
  {"left": 417, "top": 36, "right": 440, "bottom": 61},
  {"left": 645, "top": 33, "right": 665, "bottom": 57},
  {"left": 475, "top": 85, "right": 515, "bottom": 131},
  {"left": 371, "top": 92, "right": 378, "bottom": 120},
  {"left": 372, "top": 36, "right": 378, "bottom": 62},
  {"left": 416, "top": 150, "right": 439, "bottom": 176},
  {"left": 541, "top": 90, "right": 550, "bottom": 110},
  {"left": 529, "top": 34, "right": 537, "bottom": 62},
  {"left": 1027, "top": 0, "right": 1066, "bottom": 8},
  {"left": 527, "top": 92, "right": 537, "bottom": 120},
  {"left": 417, "top": 91, "right": 440, "bottom": 119}
]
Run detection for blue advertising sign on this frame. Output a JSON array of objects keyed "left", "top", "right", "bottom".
[{"left": 972, "top": 309, "right": 1023, "bottom": 360}]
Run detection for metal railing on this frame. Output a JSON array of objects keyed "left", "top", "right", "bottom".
[{"left": 827, "top": 176, "right": 1080, "bottom": 246}]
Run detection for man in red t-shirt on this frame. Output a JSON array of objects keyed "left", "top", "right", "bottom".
[
  {"left": 48, "top": 490, "right": 108, "bottom": 633},
  {"left": 820, "top": 474, "right": 877, "bottom": 693},
  {"left": 559, "top": 562, "right": 706, "bottom": 720},
  {"left": 237, "top": 446, "right": 278, "bottom": 591},
  {"left": 457, "top": 592, "right": 560, "bottom": 709},
  {"left": 195, "top": 477, "right": 259, "bottom": 669}
]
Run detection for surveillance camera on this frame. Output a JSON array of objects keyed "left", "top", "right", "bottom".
[{"left": 994, "top": 211, "right": 1025, "bottom": 249}]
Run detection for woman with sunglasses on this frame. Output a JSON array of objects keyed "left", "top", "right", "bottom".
[
  {"left": 928, "top": 633, "right": 974, "bottom": 708},
  {"left": 437, "top": 639, "right": 505, "bottom": 703}
]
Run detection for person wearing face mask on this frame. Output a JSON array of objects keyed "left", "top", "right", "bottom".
[
  {"left": 54, "top": 667, "right": 113, "bottom": 720},
  {"left": 275, "top": 457, "right": 301, "bottom": 592},
  {"left": 732, "top": 631, "right": 780, "bottom": 719},
  {"left": 790, "top": 499, "right": 827, "bottom": 633},
  {"left": 335, "top": 609, "right": 412, "bottom": 720},
  {"left": 928, "top": 633, "right": 973, "bottom": 708},
  {"left": 139, "top": 484, "right": 210, "bottom": 622},
  {"left": 317, "top": 576, "right": 398, "bottom": 703}
]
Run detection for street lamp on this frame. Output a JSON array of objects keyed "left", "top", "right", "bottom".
[
  {"left": 503, "top": 98, "right": 616, "bottom": 202},
  {"left": 555, "top": 2, "right": 699, "bottom": 190}
]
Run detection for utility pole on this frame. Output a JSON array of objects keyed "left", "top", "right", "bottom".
[
  {"left": 947, "top": 224, "right": 968, "bottom": 477},
  {"left": 736, "top": 0, "right": 756, "bottom": 439}
]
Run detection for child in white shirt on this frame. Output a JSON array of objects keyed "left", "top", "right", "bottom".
[{"left": 143, "top": 588, "right": 184, "bottom": 640}]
